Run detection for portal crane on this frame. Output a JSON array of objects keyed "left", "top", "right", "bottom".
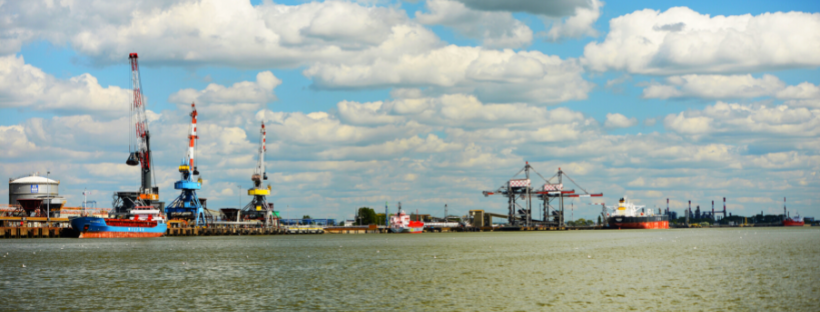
[
  {"left": 113, "top": 53, "right": 161, "bottom": 217},
  {"left": 164, "top": 103, "right": 211, "bottom": 226},
  {"left": 241, "top": 122, "right": 274, "bottom": 227}
]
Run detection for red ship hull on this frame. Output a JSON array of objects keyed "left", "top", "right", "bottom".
[
  {"left": 783, "top": 219, "right": 805, "bottom": 226},
  {"left": 608, "top": 216, "right": 669, "bottom": 229}
]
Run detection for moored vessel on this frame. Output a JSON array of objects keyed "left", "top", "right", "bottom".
[
  {"left": 783, "top": 214, "right": 804, "bottom": 226},
  {"left": 606, "top": 196, "right": 669, "bottom": 229},
  {"left": 70, "top": 206, "right": 167, "bottom": 238},
  {"left": 389, "top": 203, "right": 424, "bottom": 233},
  {"left": 781, "top": 197, "right": 804, "bottom": 226}
]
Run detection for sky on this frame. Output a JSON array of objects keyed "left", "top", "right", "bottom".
[{"left": 1, "top": 0, "right": 818, "bottom": 222}]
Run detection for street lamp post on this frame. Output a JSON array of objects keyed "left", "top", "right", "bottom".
[{"left": 237, "top": 185, "right": 241, "bottom": 223}]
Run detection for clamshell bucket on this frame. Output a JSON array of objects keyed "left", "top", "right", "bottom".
[{"left": 126, "top": 152, "right": 140, "bottom": 166}]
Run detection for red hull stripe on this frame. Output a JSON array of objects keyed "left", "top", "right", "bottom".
[
  {"left": 611, "top": 221, "right": 669, "bottom": 229},
  {"left": 79, "top": 232, "right": 164, "bottom": 238}
]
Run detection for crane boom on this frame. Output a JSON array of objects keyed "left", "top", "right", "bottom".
[
  {"left": 252, "top": 122, "right": 267, "bottom": 187},
  {"left": 125, "top": 53, "right": 157, "bottom": 201}
]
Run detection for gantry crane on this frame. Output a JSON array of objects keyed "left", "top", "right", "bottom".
[
  {"left": 113, "top": 53, "right": 161, "bottom": 218},
  {"left": 536, "top": 167, "right": 602, "bottom": 227},
  {"left": 240, "top": 122, "right": 274, "bottom": 227},
  {"left": 482, "top": 162, "right": 601, "bottom": 227},
  {"left": 164, "top": 103, "right": 211, "bottom": 226}
]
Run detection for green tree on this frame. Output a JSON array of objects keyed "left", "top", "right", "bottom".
[
  {"left": 357, "top": 207, "right": 377, "bottom": 225},
  {"left": 375, "top": 213, "right": 387, "bottom": 225},
  {"left": 302, "top": 215, "right": 311, "bottom": 219},
  {"left": 597, "top": 215, "right": 602, "bottom": 225}
]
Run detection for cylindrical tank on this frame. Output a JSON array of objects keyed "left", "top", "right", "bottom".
[{"left": 8, "top": 173, "right": 66, "bottom": 209}]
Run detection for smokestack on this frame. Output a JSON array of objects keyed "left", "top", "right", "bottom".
[
  {"left": 723, "top": 197, "right": 726, "bottom": 219},
  {"left": 712, "top": 200, "right": 715, "bottom": 222}
]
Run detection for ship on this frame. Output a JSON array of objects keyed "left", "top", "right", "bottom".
[
  {"left": 606, "top": 196, "right": 669, "bottom": 229},
  {"left": 389, "top": 204, "right": 424, "bottom": 233},
  {"left": 783, "top": 214, "right": 805, "bottom": 226},
  {"left": 70, "top": 206, "right": 167, "bottom": 238}
]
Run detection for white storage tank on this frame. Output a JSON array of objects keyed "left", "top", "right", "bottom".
[{"left": 8, "top": 173, "right": 66, "bottom": 210}]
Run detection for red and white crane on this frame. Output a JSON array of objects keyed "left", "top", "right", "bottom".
[{"left": 115, "top": 53, "right": 159, "bottom": 217}]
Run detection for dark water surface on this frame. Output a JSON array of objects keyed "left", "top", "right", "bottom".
[{"left": 1, "top": 228, "right": 818, "bottom": 311}]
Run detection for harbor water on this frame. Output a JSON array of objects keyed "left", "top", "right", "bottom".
[{"left": 1, "top": 228, "right": 818, "bottom": 310}]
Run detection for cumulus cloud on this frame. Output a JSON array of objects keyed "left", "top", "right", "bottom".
[
  {"left": 0, "top": 0, "right": 414, "bottom": 67},
  {"left": 776, "top": 82, "right": 820, "bottom": 100},
  {"left": 642, "top": 74, "right": 785, "bottom": 99},
  {"left": 0, "top": 1, "right": 593, "bottom": 105},
  {"left": 305, "top": 48, "right": 593, "bottom": 104},
  {"left": 416, "top": 0, "right": 533, "bottom": 49},
  {"left": 604, "top": 113, "right": 638, "bottom": 129},
  {"left": 0, "top": 55, "right": 130, "bottom": 116},
  {"left": 583, "top": 7, "right": 820, "bottom": 74},
  {"left": 3, "top": 90, "right": 820, "bottom": 219},
  {"left": 664, "top": 102, "right": 820, "bottom": 140},
  {"left": 545, "top": 0, "right": 603, "bottom": 41},
  {"left": 168, "top": 71, "right": 281, "bottom": 126}
]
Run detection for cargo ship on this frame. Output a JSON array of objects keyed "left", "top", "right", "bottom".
[
  {"left": 389, "top": 206, "right": 424, "bottom": 233},
  {"left": 70, "top": 206, "right": 167, "bottom": 238},
  {"left": 606, "top": 196, "right": 669, "bottom": 229},
  {"left": 783, "top": 214, "right": 805, "bottom": 226}
]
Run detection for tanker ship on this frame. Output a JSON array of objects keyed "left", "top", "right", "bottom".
[
  {"left": 606, "top": 196, "right": 669, "bottom": 229},
  {"left": 389, "top": 205, "right": 424, "bottom": 233},
  {"left": 783, "top": 214, "right": 805, "bottom": 226}
]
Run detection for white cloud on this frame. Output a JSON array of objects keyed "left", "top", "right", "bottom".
[
  {"left": 776, "top": 82, "right": 820, "bottom": 100},
  {"left": 168, "top": 71, "right": 281, "bottom": 126},
  {"left": 545, "top": 0, "right": 603, "bottom": 41},
  {"left": 583, "top": 7, "right": 820, "bottom": 74},
  {"left": 664, "top": 102, "right": 820, "bottom": 140},
  {"left": 0, "top": 0, "right": 415, "bottom": 67},
  {"left": 604, "top": 113, "right": 638, "bottom": 129},
  {"left": 3, "top": 90, "right": 820, "bottom": 219},
  {"left": 642, "top": 74, "right": 785, "bottom": 99},
  {"left": 416, "top": 0, "right": 533, "bottom": 49},
  {"left": 0, "top": 55, "right": 130, "bottom": 116},
  {"left": 305, "top": 48, "right": 593, "bottom": 104}
]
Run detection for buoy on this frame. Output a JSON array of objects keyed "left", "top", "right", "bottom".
[
  {"left": 21, "top": 264, "right": 25, "bottom": 268},
  {"left": 588, "top": 255, "right": 591, "bottom": 258}
]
